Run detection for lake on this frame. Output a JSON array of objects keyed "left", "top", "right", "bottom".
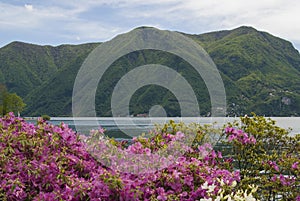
[{"left": 26, "top": 117, "right": 300, "bottom": 139}]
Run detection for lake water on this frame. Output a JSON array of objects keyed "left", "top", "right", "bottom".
[{"left": 26, "top": 117, "right": 300, "bottom": 139}]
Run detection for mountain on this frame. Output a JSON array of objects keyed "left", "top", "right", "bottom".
[
  {"left": 0, "top": 42, "right": 99, "bottom": 116},
  {"left": 0, "top": 26, "right": 299, "bottom": 117},
  {"left": 190, "top": 26, "right": 300, "bottom": 116}
]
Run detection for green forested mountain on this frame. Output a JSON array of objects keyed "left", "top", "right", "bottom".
[{"left": 0, "top": 26, "right": 300, "bottom": 116}]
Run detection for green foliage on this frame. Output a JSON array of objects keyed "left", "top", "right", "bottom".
[
  {"left": 0, "top": 84, "right": 26, "bottom": 116},
  {"left": 41, "top": 114, "right": 51, "bottom": 121},
  {"left": 152, "top": 120, "right": 222, "bottom": 148},
  {"left": 136, "top": 115, "right": 299, "bottom": 200},
  {"left": 193, "top": 26, "right": 300, "bottom": 116},
  {"left": 221, "top": 113, "right": 300, "bottom": 200},
  {"left": 23, "top": 43, "right": 100, "bottom": 116},
  {"left": 1, "top": 26, "right": 300, "bottom": 116},
  {"left": 0, "top": 113, "right": 298, "bottom": 200}
]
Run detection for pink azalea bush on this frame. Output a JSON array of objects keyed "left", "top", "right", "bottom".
[
  {"left": 0, "top": 113, "right": 120, "bottom": 200},
  {"left": 0, "top": 113, "right": 299, "bottom": 200}
]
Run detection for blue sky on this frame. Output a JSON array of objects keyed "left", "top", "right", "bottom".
[{"left": 1, "top": 0, "right": 300, "bottom": 50}]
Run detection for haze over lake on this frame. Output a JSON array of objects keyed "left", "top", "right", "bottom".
[{"left": 26, "top": 117, "right": 300, "bottom": 139}]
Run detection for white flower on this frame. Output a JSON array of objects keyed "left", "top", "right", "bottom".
[
  {"left": 207, "top": 184, "right": 216, "bottom": 193},
  {"left": 201, "top": 181, "right": 209, "bottom": 190},
  {"left": 219, "top": 179, "right": 225, "bottom": 186},
  {"left": 233, "top": 194, "right": 243, "bottom": 201},
  {"left": 200, "top": 198, "right": 212, "bottom": 201},
  {"left": 231, "top": 180, "right": 237, "bottom": 187},
  {"left": 218, "top": 188, "right": 224, "bottom": 195},
  {"left": 248, "top": 184, "right": 258, "bottom": 193},
  {"left": 201, "top": 181, "right": 215, "bottom": 193},
  {"left": 245, "top": 193, "right": 256, "bottom": 201},
  {"left": 224, "top": 195, "right": 232, "bottom": 201}
]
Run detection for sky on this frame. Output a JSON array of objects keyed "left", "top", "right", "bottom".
[{"left": 1, "top": 0, "right": 300, "bottom": 50}]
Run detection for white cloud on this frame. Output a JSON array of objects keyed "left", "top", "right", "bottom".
[
  {"left": 1, "top": 0, "right": 300, "bottom": 49},
  {"left": 114, "top": 0, "right": 300, "bottom": 46},
  {"left": 0, "top": 2, "right": 72, "bottom": 29},
  {"left": 62, "top": 20, "right": 121, "bottom": 42},
  {"left": 172, "top": 0, "right": 300, "bottom": 36},
  {"left": 24, "top": 4, "right": 34, "bottom": 12}
]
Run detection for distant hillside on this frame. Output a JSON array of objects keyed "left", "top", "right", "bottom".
[
  {"left": 0, "top": 26, "right": 300, "bottom": 116},
  {"left": 192, "top": 26, "right": 300, "bottom": 116},
  {"left": 0, "top": 42, "right": 99, "bottom": 116}
]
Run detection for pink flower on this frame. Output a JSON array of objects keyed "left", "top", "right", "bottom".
[
  {"left": 175, "top": 131, "right": 185, "bottom": 140},
  {"left": 228, "top": 134, "right": 236, "bottom": 142},
  {"left": 225, "top": 127, "right": 256, "bottom": 145},
  {"left": 172, "top": 170, "right": 182, "bottom": 179},
  {"left": 184, "top": 175, "right": 193, "bottom": 187},
  {"left": 274, "top": 164, "right": 279, "bottom": 172},
  {"left": 217, "top": 151, "right": 223, "bottom": 159},
  {"left": 249, "top": 136, "right": 256, "bottom": 144},
  {"left": 268, "top": 161, "right": 279, "bottom": 172},
  {"left": 145, "top": 148, "right": 151, "bottom": 156},
  {"left": 271, "top": 175, "right": 277, "bottom": 182},
  {"left": 98, "top": 126, "right": 105, "bottom": 134},
  {"left": 279, "top": 174, "right": 288, "bottom": 186},
  {"left": 292, "top": 162, "right": 299, "bottom": 170},
  {"left": 156, "top": 187, "right": 167, "bottom": 201},
  {"left": 224, "top": 127, "right": 234, "bottom": 133}
]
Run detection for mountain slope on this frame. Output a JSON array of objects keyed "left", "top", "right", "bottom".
[
  {"left": 23, "top": 43, "right": 100, "bottom": 116},
  {"left": 0, "top": 26, "right": 300, "bottom": 116},
  {"left": 191, "top": 26, "right": 300, "bottom": 115},
  {"left": 0, "top": 42, "right": 99, "bottom": 97}
]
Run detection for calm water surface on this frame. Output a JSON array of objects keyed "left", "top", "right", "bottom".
[{"left": 26, "top": 117, "right": 300, "bottom": 139}]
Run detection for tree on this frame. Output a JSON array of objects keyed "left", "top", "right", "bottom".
[
  {"left": 0, "top": 84, "right": 8, "bottom": 116},
  {"left": 6, "top": 93, "right": 26, "bottom": 116},
  {"left": 0, "top": 84, "right": 26, "bottom": 116}
]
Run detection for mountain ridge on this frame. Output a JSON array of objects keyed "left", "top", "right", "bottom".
[{"left": 0, "top": 26, "right": 300, "bottom": 116}]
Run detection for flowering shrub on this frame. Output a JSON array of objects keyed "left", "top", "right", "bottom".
[
  {"left": 221, "top": 114, "right": 300, "bottom": 200},
  {"left": 0, "top": 113, "right": 298, "bottom": 200},
  {"left": 84, "top": 123, "right": 243, "bottom": 200},
  {"left": 0, "top": 113, "right": 120, "bottom": 200}
]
